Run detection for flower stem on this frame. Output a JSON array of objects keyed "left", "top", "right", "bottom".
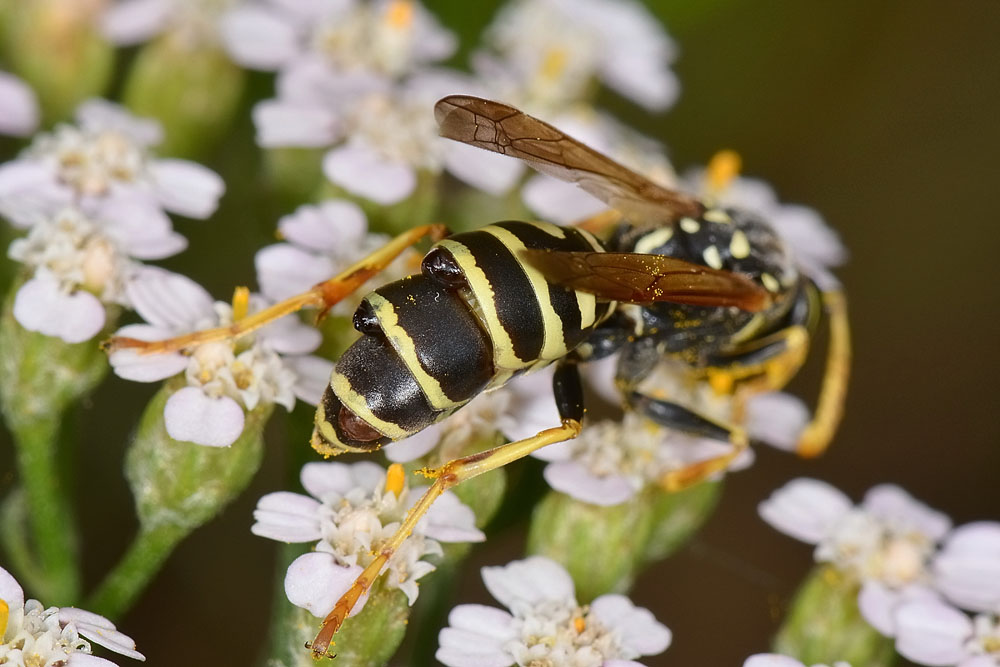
[
  {"left": 12, "top": 416, "right": 81, "bottom": 604},
  {"left": 86, "top": 523, "right": 187, "bottom": 619}
]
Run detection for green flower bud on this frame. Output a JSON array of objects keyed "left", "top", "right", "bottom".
[
  {"left": 122, "top": 36, "right": 245, "bottom": 158},
  {"left": 265, "top": 148, "right": 326, "bottom": 209},
  {"left": 527, "top": 489, "right": 657, "bottom": 603},
  {"left": 774, "top": 565, "right": 895, "bottom": 667},
  {"left": 1, "top": 0, "right": 113, "bottom": 123},
  {"left": 642, "top": 480, "right": 722, "bottom": 563}
]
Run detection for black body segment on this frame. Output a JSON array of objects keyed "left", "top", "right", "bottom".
[{"left": 363, "top": 274, "right": 494, "bottom": 410}]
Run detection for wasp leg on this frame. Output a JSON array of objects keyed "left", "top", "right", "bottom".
[
  {"left": 103, "top": 224, "right": 450, "bottom": 355},
  {"left": 307, "top": 361, "right": 586, "bottom": 659},
  {"left": 703, "top": 290, "right": 850, "bottom": 458},
  {"left": 626, "top": 391, "right": 750, "bottom": 492}
]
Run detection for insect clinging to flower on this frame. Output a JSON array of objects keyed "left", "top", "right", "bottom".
[{"left": 104, "top": 95, "right": 850, "bottom": 657}]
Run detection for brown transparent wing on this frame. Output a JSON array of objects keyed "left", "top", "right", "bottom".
[
  {"left": 523, "top": 249, "right": 772, "bottom": 311},
  {"left": 435, "top": 95, "right": 703, "bottom": 225}
]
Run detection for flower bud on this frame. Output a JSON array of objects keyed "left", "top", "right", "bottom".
[
  {"left": 122, "top": 36, "right": 245, "bottom": 158},
  {"left": 527, "top": 489, "right": 656, "bottom": 603},
  {"left": 774, "top": 565, "right": 895, "bottom": 667},
  {"left": 642, "top": 480, "right": 723, "bottom": 563},
  {"left": 2, "top": 0, "right": 114, "bottom": 122},
  {"left": 125, "top": 380, "right": 270, "bottom": 532}
]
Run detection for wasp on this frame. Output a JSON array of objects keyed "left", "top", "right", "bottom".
[{"left": 106, "top": 96, "right": 850, "bottom": 657}]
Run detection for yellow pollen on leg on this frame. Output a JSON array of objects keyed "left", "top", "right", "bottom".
[
  {"left": 0, "top": 598, "right": 8, "bottom": 638},
  {"left": 385, "top": 463, "right": 406, "bottom": 497},
  {"left": 231, "top": 286, "right": 250, "bottom": 321},
  {"left": 385, "top": 0, "right": 414, "bottom": 28},
  {"left": 707, "top": 149, "right": 742, "bottom": 194}
]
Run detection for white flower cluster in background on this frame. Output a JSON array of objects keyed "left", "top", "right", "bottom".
[
  {"left": 760, "top": 479, "right": 1000, "bottom": 666},
  {"left": 252, "top": 461, "right": 484, "bottom": 615},
  {"left": 0, "top": 100, "right": 224, "bottom": 343},
  {"left": 436, "top": 556, "right": 671, "bottom": 667},
  {"left": 0, "top": 71, "right": 39, "bottom": 138},
  {"left": 0, "top": 566, "right": 144, "bottom": 667},
  {"left": 107, "top": 267, "right": 333, "bottom": 447},
  {"left": 100, "top": 0, "right": 241, "bottom": 48}
]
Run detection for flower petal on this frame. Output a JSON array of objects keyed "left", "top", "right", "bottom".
[
  {"left": 743, "top": 656, "right": 806, "bottom": 667},
  {"left": 0, "top": 71, "right": 39, "bottom": 136},
  {"left": 13, "top": 277, "right": 105, "bottom": 343},
  {"left": 591, "top": 594, "right": 671, "bottom": 656},
  {"left": 418, "top": 490, "right": 485, "bottom": 543},
  {"left": 219, "top": 6, "right": 299, "bottom": 70},
  {"left": 482, "top": 556, "right": 576, "bottom": 611},
  {"left": 0, "top": 566, "right": 24, "bottom": 611},
  {"left": 758, "top": 478, "right": 853, "bottom": 544},
  {"left": 933, "top": 521, "right": 1000, "bottom": 613},
  {"left": 862, "top": 484, "right": 951, "bottom": 541},
  {"left": 285, "top": 552, "right": 369, "bottom": 618},
  {"left": 278, "top": 199, "right": 368, "bottom": 254},
  {"left": 254, "top": 243, "right": 335, "bottom": 302},
  {"left": 149, "top": 159, "right": 225, "bottom": 219},
  {"left": 745, "top": 392, "right": 810, "bottom": 452},
  {"left": 522, "top": 174, "right": 607, "bottom": 225},
  {"left": 164, "top": 387, "right": 245, "bottom": 447},
  {"left": 385, "top": 422, "right": 443, "bottom": 463},
  {"left": 894, "top": 600, "right": 972, "bottom": 666},
  {"left": 251, "top": 491, "right": 323, "bottom": 543},
  {"left": 99, "top": 0, "right": 171, "bottom": 45},
  {"left": 253, "top": 99, "right": 339, "bottom": 148},
  {"left": 322, "top": 141, "right": 416, "bottom": 205},
  {"left": 284, "top": 355, "right": 334, "bottom": 406},
  {"left": 60, "top": 608, "right": 145, "bottom": 660},
  {"left": 443, "top": 141, "right": 525, "bottom": 196},
  {"left": 108, "top": 324, "right": 189, "bottom": 382},
  {"left": 126, "top": 266, "right": 215, "bottom": 330},
  {"left": 543, "top": 461, "right": 637, "bottom": 507}
]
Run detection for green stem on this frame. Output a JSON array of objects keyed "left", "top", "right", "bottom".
[
  {"left": 12, "top": 416, "right": 80, "bottom": 603},
  {"left": 86, "top": 523, "right": 187, "bottom": 620},
  {"left": 0, "top": 489, "right": 48, "bottom": 590}
]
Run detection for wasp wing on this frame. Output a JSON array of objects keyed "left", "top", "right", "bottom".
[
  {"left": 435, "top": 95, "right": 703, "bottom": 225},
  {"left": 523, "top": 249, "right": 771, "bottom": 312}
]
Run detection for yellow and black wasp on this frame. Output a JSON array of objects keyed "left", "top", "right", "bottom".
[{"left": 106, "top": 95, "right": 850, "bottom": 656}]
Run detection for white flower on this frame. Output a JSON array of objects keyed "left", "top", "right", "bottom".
[
  {"left": 100, "top": 0, "right": 238, "bottom": 49},
  {"left": 932, "top": 522, "right": 1000, "bottom": 614},
  {"left": 0, "top": 71, "right": 40, "bottom": 137},
  {"left": 0, "top": 565, "right": 144, "bottom": 666},
  {"left": 252, "top": 460, "right": 484, "bottom": 614},
  {"left": 108, "top": 266, "right": 332, "bottom": 447},
  {"left": 684, "top": 165, "right": 846, "bottom": 291},
  {"left": 744, "top": 655, "right": 850, "bottom": 667},
  {"left": 894, "top": 599, "right": 1000, "bottom": 667},
  {"left": 220, "top": 0, "right": 455, "bottom": 77},
  {"left": 254, "top": 63, "right": 504, "bottom": 204},
  {"left": 476, "top": 0, "right": 679, "bottom": 112},
  {"left": 436, "top": 556, "right": 671, "bottom": 667},
  {"left": 254, "top": 199, "right": 415, "bottom": 316},
  {"left": 0, "top": 99, "right": 224, "bottom": 229},
  {"left": 759, "top": 478, "right": 952, "bottom": 636},
  {"left": 7, "top": 207, "right": 187, "bottom": 343}
]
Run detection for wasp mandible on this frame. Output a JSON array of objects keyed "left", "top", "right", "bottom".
[{"left": 106, "top": 95, "right": 850, "bottom": 657}]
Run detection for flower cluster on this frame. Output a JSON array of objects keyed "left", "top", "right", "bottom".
[{"left": 252, "top": 461, "right": 484, "bottom": 615}]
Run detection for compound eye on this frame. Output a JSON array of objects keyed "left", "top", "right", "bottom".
[{"left": 338, "top": 406, "right": 383, "bottom": 444}]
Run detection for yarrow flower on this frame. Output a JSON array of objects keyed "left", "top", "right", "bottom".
[
  {"left": 759, "top": 478, "right": 952, "bottom": 636},
  {"left": 436, "top": 555, "right": 671, "bottom": 667},
  {"left": 0, "top": 71, "right": 40, "bottom": 137},
  {"left": 0, "top": 99, "right": 224, "bottom": 228},
  {"left": 108, "top": 266, "right": 333, "bottom": 447},
  {"left": 251, "top": 461, "right": 484, "bottom": 615},
  {"left": 474, "top": 0, "right": 679, "bottom": 113},
  {"left": 254, "top": 199, "right": 414, "bottom": 316},
  {"left": 0, "top": 565, "right": 144, "bottom": 666}
]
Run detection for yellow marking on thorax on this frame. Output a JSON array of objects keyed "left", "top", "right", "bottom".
[
  {"left": 484, "top": 226, "right": 568, "bottom": 361},
  {"left": 634, "top": 226, "right": 674, "bottom": 254},
  {"left": 703, "top": 208, "right": 732, "bottom": 224},
  {"left": 436, "top": 238, "right": 525, "bottom": 370},
  {"left": 703, "top": 245, "right": 723, "bottom": 270},
  {"left": 330, "top": 371, "right": 409, "bottom": 440},
  {"left": 365, "top": 293, "right": 456, "bottom": 410},
  {"left": 730, "top": 230, "right": 751, "bottom": 259},
  {"left": 680, "top": 218, "right": 700, "bottom": 234}
]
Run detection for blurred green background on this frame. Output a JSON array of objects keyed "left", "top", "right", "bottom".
[{"left": 1, "top": 1, "right": 999, "bottom": 665}]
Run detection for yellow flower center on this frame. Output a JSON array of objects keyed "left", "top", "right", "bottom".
[
  {"left": 385, "top": 463, "right": 406, "bottom": 497},
  {"left": 385, "top": 0, "right": 413, "bottom": 29},
  {"left": 706, "top": 149, "right": 742, "bottom": 194},
  {"left": 0, "top": 598, "right": 9, "bottom": 639},
  {"left": 540, "top": 48, "right": 569, "bottom": 82},
  {"left": 231, "top": 286, "right": 250, "bottom": 321}
]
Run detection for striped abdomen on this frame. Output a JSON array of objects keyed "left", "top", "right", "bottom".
[{"left": 312, "top": 220, "right": 615, "bottom": 454}]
